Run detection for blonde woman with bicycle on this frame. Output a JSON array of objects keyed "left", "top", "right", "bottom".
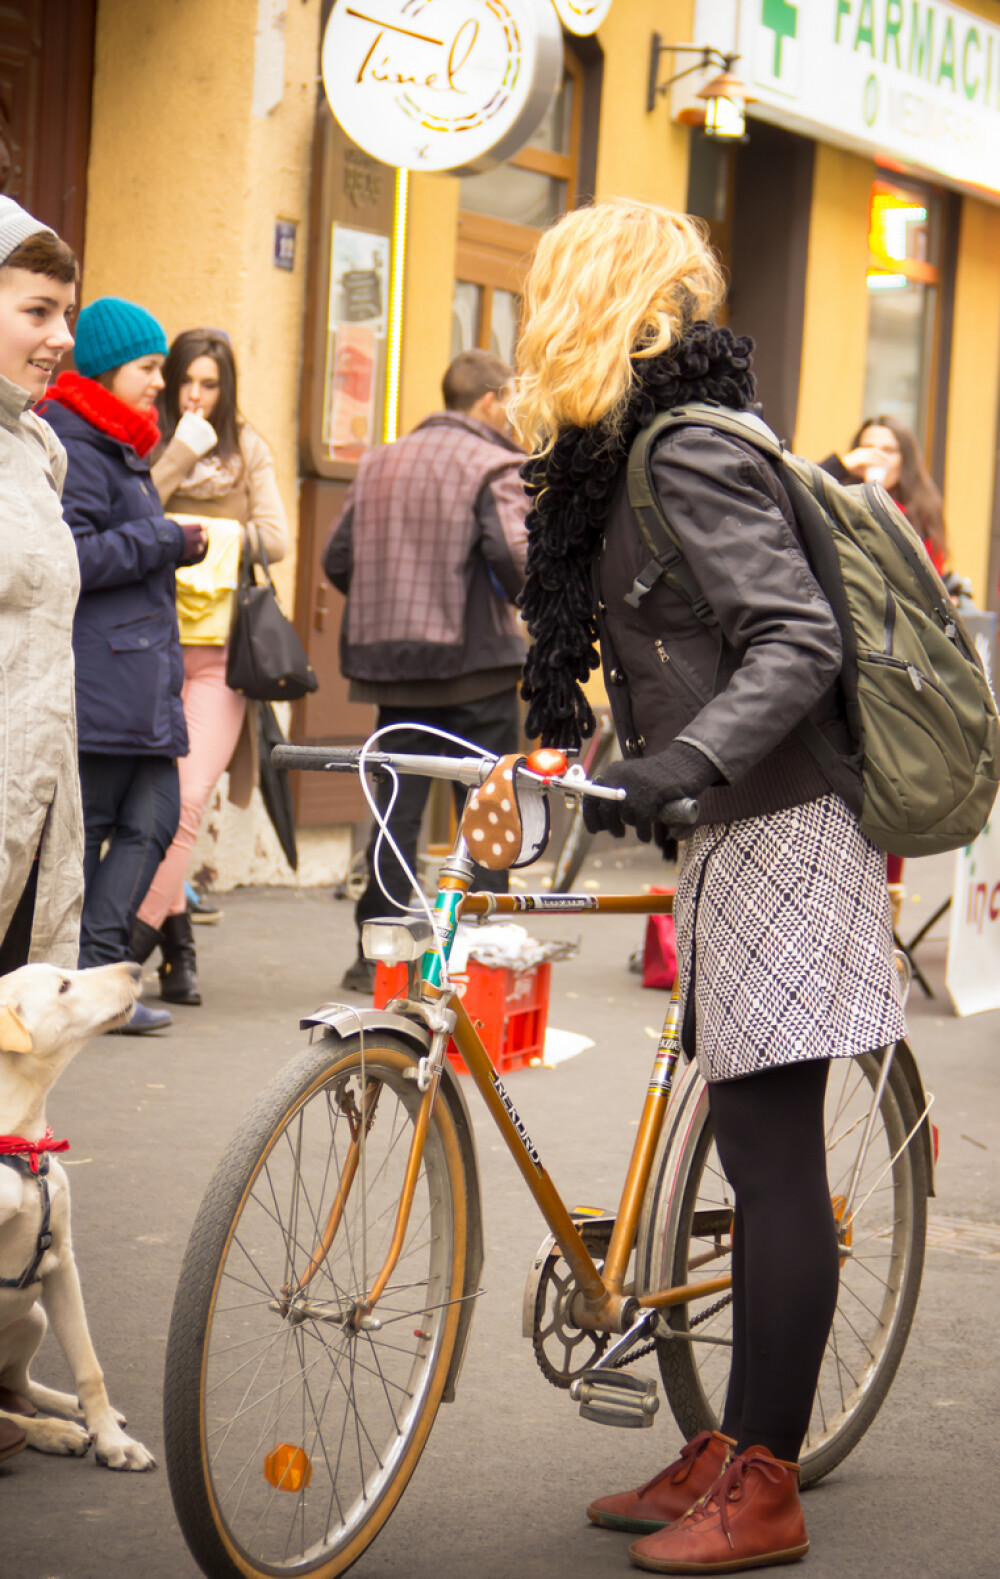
[{"left": 512, "top": 200, "right": 907, "bottom": 1573}]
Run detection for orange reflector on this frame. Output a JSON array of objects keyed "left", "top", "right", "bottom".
[
  {"left": 831, "top": 1195, "right": 852, "bottom": 1264},
  {"left": 526, "top": 747, "right": 568, "bottom": 780},
  {"left": 264, "top": 1443, "right": 313, "bottom": 1492}
]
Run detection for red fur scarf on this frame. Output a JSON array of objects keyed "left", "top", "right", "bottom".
[{"left": 42, "top": 370, "right": 160, "bottom": 458}]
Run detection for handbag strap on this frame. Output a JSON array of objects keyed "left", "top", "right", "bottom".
[{"left": 240, "top": 523, "right": 273, "bottom": 589}]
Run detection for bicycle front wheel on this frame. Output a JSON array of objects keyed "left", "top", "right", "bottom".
[
  {"left": 637, "top": 1048, "right": 927, "bottom": 1487},
  {"left": 164, "top": 1034, "right": 469, "bottom": 1579}
]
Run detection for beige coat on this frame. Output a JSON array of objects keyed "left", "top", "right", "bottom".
[
  {"left": 151, "top": 424, "right": 289, "bottom": 806},
  {"left": 0, "top": 376, "right": 84, "bottom": 968}
]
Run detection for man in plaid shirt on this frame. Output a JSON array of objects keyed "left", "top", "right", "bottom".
[{"left": 324, "top": 349, "right": 529, "bottom": 991}]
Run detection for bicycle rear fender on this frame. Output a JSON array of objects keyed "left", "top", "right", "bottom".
[
  {"left": 892, "top": 1039, "right": 936, "bottom": 1196},
  {"left": 300, "top": 1003, "right": 485, "bottom": 1402}
]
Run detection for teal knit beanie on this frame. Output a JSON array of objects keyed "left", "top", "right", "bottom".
[{"left": 74, "top": 297, "right": 168, "bottom": 379}]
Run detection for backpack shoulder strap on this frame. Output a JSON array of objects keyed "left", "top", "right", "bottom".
[{"left": 624, "top": 404, "right": 784, "bottom": 621}]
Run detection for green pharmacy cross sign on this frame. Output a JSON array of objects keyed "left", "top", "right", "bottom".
[{"left": 762, "top": 0, "right": 798, "bottom": 78}]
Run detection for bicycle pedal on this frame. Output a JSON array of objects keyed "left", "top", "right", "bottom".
[{"left": 569, "top": 1368, "right": 659, "bottom": 1429}]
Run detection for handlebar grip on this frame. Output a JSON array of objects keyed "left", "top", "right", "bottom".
[
  {"left": 657, "top": 797, "right": 699, "bottom": 827},
  {"left": 271, "top": 745, "right": 361, "bottom": 772}
]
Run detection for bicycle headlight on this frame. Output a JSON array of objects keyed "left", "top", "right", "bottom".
[{"left": 361, "top": 918, "right": 436, "bottom": 965}]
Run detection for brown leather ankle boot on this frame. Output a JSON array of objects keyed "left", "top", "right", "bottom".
[
  {"left": 587, "top": 1431, "right": 734, "bottom": 1534},
  {"left": 627, "top": 1445, "right": 808, "bottom": 1573}
]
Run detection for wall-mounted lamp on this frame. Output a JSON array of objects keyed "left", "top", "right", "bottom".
[{"left": 647, "top": 34, "right": 751, "bottom": 140}]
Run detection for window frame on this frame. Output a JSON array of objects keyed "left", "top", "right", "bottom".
[{"left": 453, "top": 48, "right": 585, "bottom": 354}]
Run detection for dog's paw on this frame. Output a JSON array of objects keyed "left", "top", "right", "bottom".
[
  {"left": 94, "top": 1430, "right": 156, "bottom": 1472},
  {"left": 25, "top": 1417, "right": 91, "bottom": 1456}
]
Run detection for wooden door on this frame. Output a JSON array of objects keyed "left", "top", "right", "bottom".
[
  {"left": 0, "top": 1, "right": 96, "bottom": 261},
  {"left": 292, "top": 103, "right": 396, "bottom": 825}
]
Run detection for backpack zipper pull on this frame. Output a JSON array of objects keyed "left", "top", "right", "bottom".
[
  {"left": 654, "top": 638, "right": 669, "bottom": 664},
  {"left": 907, "top": 665, "right": 923, "bottom": 691}
]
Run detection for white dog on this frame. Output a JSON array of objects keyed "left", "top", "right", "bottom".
[{"left": 0, "top": 960, "right": 154, "bottom": 1470}]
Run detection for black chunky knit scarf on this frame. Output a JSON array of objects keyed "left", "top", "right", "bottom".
[{"left": 519, "top": 322, "right": 756, "bottom": 749}]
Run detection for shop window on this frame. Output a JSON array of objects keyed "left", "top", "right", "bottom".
[
  {"left": 453, "top": 51, "right": 584, "bottom": 363},
  {"left": 864, "top": 178, "right": 942, "bottom": 445}
]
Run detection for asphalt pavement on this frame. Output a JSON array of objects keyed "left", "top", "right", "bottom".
[{"left": 2, "top": 838, "right": 998, "bottom": 1579}]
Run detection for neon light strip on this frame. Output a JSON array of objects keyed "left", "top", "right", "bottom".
[{"left": 383, "top": 167, "right": 408, "bottom": 443}]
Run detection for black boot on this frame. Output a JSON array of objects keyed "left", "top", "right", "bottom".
[
  {"left": 130, "top": 917, "right": 163, "bottom": 965},
  {"left": 159, "top": 912, "right": 201, "bottom": 1005}
]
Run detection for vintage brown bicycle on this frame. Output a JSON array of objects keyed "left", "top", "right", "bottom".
[{"left": 163, "top": 740, "right": 933, "bottom": 1579}]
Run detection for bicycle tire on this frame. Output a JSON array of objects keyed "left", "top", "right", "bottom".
[
  {"left": 637, "top": 1048, "right": 927, "bottom": 1487},
  {"left": 164, "top": 1035, "right": 469, "bottom": 1578}
]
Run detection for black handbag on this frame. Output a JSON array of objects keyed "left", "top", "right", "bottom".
[{"left": 226, "top": 534, "right": 318, "bottom": 702}]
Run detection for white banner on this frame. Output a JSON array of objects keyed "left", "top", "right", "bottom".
[
  {"left": 946, "top": 809, "right": 1000, "bottom": 1015},
  {"left": 694, "top": 0, "right": 1000, "bottom": 198}
]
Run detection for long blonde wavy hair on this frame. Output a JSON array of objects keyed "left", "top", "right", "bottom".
[{"left": 511, "top": 199, "right": 725, "bottom": 455}]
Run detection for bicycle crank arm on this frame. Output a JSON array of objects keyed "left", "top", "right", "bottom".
[{"left": 570, "top": 1368, "right": 660, "bottom": 1429}]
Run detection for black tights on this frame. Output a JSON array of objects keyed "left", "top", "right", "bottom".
[{"left": 709, "top": 1058, "right": 840, "bottom": 1464}]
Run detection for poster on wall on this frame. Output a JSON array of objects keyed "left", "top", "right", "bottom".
[{"left": 323, "top": 225, "right": 389, "bottom": 463}]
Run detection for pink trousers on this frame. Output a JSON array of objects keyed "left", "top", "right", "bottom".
[{"left": 137, "top": 645, "right": 246, "bottom": 927}]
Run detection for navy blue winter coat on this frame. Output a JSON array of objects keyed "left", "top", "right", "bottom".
[{"left": 41, "top": 395, "right": 189, "bottom": 756}]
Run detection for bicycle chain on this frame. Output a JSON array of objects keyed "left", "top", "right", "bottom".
[{"left": 608, "top": 1292, "right": 734, "bottom": 1370}]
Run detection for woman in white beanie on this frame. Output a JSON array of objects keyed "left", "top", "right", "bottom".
[
  {"left": 0, "top": 200, "right": 82, "bottom": 979},
  {"left": 0, "top": 199, "right": 81, "bottom": 1463}
]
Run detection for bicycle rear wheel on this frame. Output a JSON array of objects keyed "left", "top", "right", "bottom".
[
  {"left": 164, "top": 1035, "right": 469, "bottom": 1578},
  {"left": 637, "top": 1048, "right": 927, "bottom": 1486}
]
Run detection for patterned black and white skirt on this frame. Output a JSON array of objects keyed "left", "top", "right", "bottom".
[{"left": 673, "top": 794, "right": 907, "bottom": 1083}]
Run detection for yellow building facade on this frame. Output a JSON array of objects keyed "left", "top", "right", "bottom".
[{"left": 19, "top": 0, "right": 1000, "bottom": 882}]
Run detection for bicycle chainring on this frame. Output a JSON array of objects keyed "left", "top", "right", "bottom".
[{"left": 526, "top": 1219, "right": 614, "bottom": 1389}]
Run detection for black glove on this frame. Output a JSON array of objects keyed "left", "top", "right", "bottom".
[
  {"left": 178, "top": 520, "right": 209, "bottom": 565},
  {"left": 582, "top": 741, "right": 719, "bottom": 841}
]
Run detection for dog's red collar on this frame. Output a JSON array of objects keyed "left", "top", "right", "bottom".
[{"left": 0, "top": 1128, "right": 70, "bottom": 1175}]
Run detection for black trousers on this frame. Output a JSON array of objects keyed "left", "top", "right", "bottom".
[
  {"left": 78, "top": 753, "right": 180, "bottom": 968},
  {"left": 355, "top": 690, "right": 520, "bottom": 937},
  {"left": 709, "top": 1058, "right": 841, "bottom": 1464}
]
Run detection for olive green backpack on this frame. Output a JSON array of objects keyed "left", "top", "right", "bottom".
[{"left": 626, "top": 403, "right": 1000, "bottom": 857}]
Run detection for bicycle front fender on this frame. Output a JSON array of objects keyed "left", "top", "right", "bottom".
[{"left": 300, "top": 1002, "right": 485, "bottom": 1402}]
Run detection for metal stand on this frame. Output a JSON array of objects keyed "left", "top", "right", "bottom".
[{"left": 894, "top": 896, "right": 951, "bottom": 999}]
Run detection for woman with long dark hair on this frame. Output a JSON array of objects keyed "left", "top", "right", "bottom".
[
  {"left": 511, "top": 199, "right": 906, "bottom": 1573},
  {"left": 130, "top": 329, "right": 288, "bottom": 1005},
  {"left": 824, "top": 413, "right": 948, "bottom": 573}
]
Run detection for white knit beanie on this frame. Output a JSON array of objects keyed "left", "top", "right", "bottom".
[{"left": 0, "top": 196, "right": 53, "bottom": 268}]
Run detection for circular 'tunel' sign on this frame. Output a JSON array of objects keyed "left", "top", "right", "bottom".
[
  {"left": 550, "top": 0, "right": 613, "bottom": 36},
  {"left": 322, "top": 0, "right": 563, "bottom": 174}
]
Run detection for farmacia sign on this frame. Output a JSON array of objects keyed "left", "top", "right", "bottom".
[
  {"left": 322, "top": 0, "right": 563, "bottom": 174},
  {"left": 695, "top": 0, "right": 1000, "bottom": 196}
]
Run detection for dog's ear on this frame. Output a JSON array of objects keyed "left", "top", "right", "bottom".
[{"left": 0, "top": 1003, "right": 33, "bottom": 1055}]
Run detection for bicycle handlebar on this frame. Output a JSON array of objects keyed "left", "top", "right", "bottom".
[{"left": 270, "top": 744, "right": 698, "bottom": 826}]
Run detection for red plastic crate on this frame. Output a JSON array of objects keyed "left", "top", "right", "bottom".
[{"left": 373, "top": 958, "right": 551, "bottom": 1074}]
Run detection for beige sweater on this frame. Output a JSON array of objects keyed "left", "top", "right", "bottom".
[{"left": 151, "top": 423, "right": 289, "bottom": 563}]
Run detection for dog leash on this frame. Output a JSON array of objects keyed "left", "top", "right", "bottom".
[{"left": 0, "top": 1130, "right": 70, "bottom": 1290}]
